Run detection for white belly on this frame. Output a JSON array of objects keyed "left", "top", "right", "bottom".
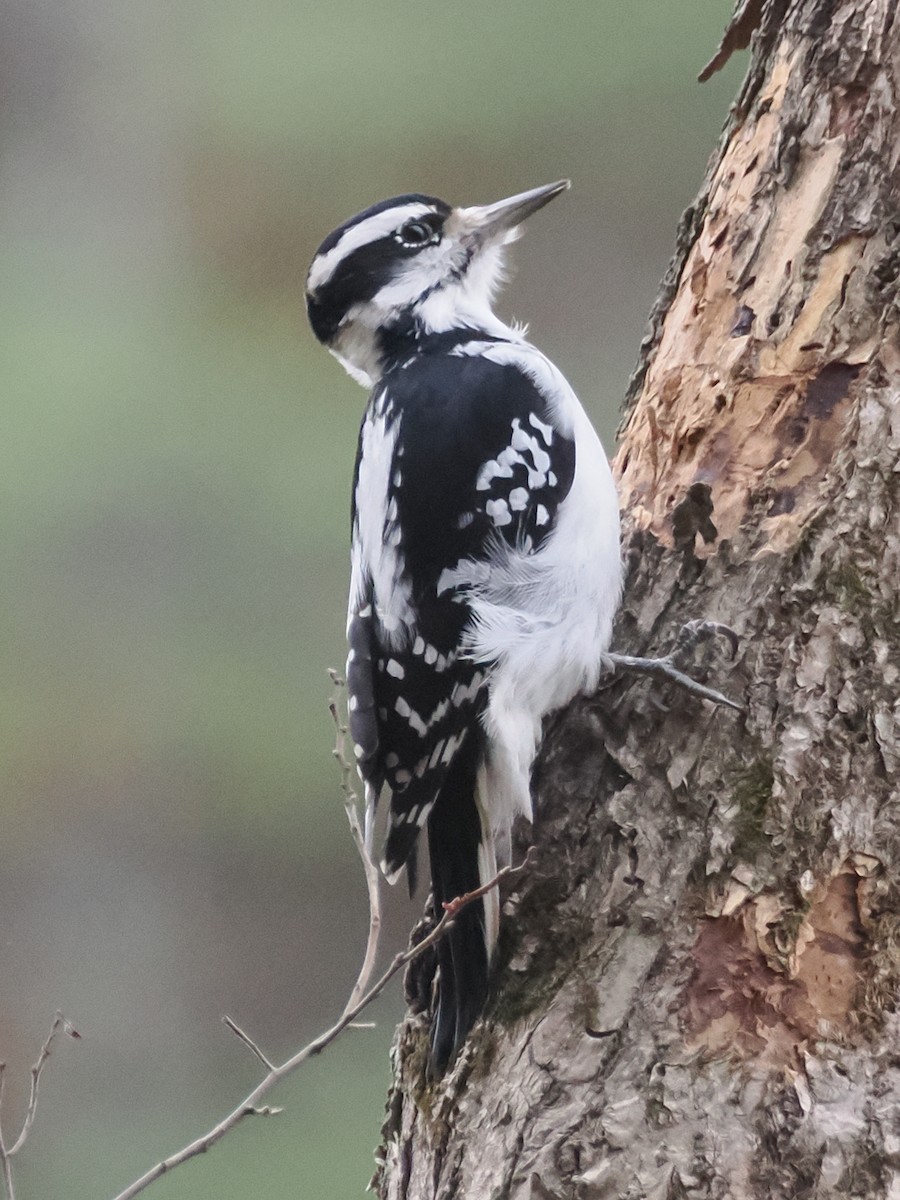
[{"left": 468, "top": 398, "right": 621, "bottom": 842}]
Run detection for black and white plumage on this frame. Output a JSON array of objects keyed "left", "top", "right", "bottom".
[{"left": 306, "top": 181, "right": 622, "bottom": 1073}]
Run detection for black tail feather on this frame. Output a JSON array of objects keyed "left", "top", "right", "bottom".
[{"left": 425, "top": 734, "right": 490, "bottom": 1077}]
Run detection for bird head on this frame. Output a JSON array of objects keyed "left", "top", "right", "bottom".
[{"left": 306, "top": 180, "right": 570, "bottom": 387}]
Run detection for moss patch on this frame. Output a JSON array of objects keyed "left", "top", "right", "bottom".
[
  {"left": 490, "top": 887, "right": 591, "bottom": 1031},
  {"left": 830, "top": 561, "right": 871, "bottom": 613},
  {"left": 729, "top": 758, "right": 776, "bottom": 861}
]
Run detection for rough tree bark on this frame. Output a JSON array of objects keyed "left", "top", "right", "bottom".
[{"left": 376, "top": 1, "right": 900, "bottom": 1196}]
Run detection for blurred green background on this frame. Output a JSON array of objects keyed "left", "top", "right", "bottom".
[{"left": 1, "top": 2, "right": 743, "bottom": 1196}]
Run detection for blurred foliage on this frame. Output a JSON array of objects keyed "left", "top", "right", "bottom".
[{"left": 0, "top": 0, "right": 744, "bottom": 1196}]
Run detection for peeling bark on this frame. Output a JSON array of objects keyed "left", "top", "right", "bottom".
[{"left": 376, "top": 1, "right": 900, "bottom": 1197}]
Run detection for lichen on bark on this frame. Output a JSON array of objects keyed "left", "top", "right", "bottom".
[{"left": 377, "top": 2, "right": 900, "bottom": 1196}]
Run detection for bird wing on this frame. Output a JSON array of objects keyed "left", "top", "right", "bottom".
[{"left": 345, "top": 346, "right": 576, "bottom": 877}]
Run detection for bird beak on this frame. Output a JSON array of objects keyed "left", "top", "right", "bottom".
[{"left": 457, "top": 180, "right": 571, "bottom": 244}]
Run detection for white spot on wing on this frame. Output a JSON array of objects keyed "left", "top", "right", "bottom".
[
  {"left": 429, "top": 740, "right": 445, "bottom": 769},
  {"left": 476, "top": 458, "right": 512, "bottom": 491},
  {"left": 451, "top": 673, "right": 484, "bottom": 706},
  {"left": 529, "top": 412, "right": 554, "bottom": 444},
  {"left": 425, "top": 699, "right": 449, "bottom": 727},
  {"left": 497, "top": 446, "right": 525, "bottom": 472},
  {"left": 441, "top": 731, "right": 467, "bottom": 763},
  {"left": 396, "top": 695, "right": 428, "bottom": 736},
  {"left": 436, "top": 559, "right": 491, "bottom": 595},
  {"left": 486, "top": 498, "right": 512, "bottom": 527}
]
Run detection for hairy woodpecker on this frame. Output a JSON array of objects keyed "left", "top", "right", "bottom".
[{"left": 306, "top": 181, "right": 622, "bottom": 1074}]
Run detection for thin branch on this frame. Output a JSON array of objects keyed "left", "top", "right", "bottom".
[
  {"left": 0, "top": 1012, "right": 79, "bottom": 1200},
  {"left": 8, "top": 1012, "right": 77, "bottom": 1157},
  {"left": 222, "top": 1017, "right": 275, "bottom": 1073},
  {"left": 328, "top": 669, "right": 384, "bottom": 1017},
  {"left": 0, "top": 1063, "right": 13, "bottom": 1200},
  {"left": 109, "top": 852, "right": 532, "bottom": 1200}
]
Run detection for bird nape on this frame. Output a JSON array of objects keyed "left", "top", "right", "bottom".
[{"left": 306, "top": 181, "right": 622, "bottom": 1076}]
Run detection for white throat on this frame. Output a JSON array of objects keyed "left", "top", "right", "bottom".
[{"left": 330, "top": 242, "right": 519, "bottom": 389}]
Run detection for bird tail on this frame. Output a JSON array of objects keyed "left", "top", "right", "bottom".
[{"left": 426, "top": 735, "right": 499, "bottom": 1077}]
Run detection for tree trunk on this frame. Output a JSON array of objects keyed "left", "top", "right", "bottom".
[{"left": 376, "top": 1, "right": 900, "bottom": 1196}]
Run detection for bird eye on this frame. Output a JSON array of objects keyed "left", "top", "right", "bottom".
[{"left": 394, "top": 219, "right": 439, "bottom": 249}]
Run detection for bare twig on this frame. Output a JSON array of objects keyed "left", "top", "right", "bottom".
[
  {"left": 222, "top": 1017, "right": 275, "bottom": 1072},
  {"left": 328, "top": 669, "right": 384, "bottom": 1016},
  {"left": 112, "top": 673, "right": 533, "bottom": 1200},
  {"left": 109, "top": 852, "right": 532, "bottom": 1200},
  {"left": 0, "top": 1063, "right": 13, "bottom": 1200},
  {"left": 0, "top": 1012, "right": 79, "bottom": 1200}
]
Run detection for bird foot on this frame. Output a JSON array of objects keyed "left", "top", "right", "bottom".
[{"left": 607, "top": 621, "right": 743, "bottom": 711}]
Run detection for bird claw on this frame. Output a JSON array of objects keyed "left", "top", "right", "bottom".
[
  {"left": 607, "top": 621, "right": 743, "bottom": 712},
  {"left": 670, "top": 619, "right": 740, "bottom": 664}
]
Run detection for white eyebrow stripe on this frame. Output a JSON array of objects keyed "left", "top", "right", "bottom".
[{"left": 307, "top": 204, "right": 435, "bottom": 292}]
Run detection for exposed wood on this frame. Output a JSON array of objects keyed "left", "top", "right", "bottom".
[{"left": 377, "top": 1, "right": 900, "bottom": 1196}]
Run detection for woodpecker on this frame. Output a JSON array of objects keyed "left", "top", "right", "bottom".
[{"left": 306, "top": 181, "right": 622, "bottom": 1074}]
